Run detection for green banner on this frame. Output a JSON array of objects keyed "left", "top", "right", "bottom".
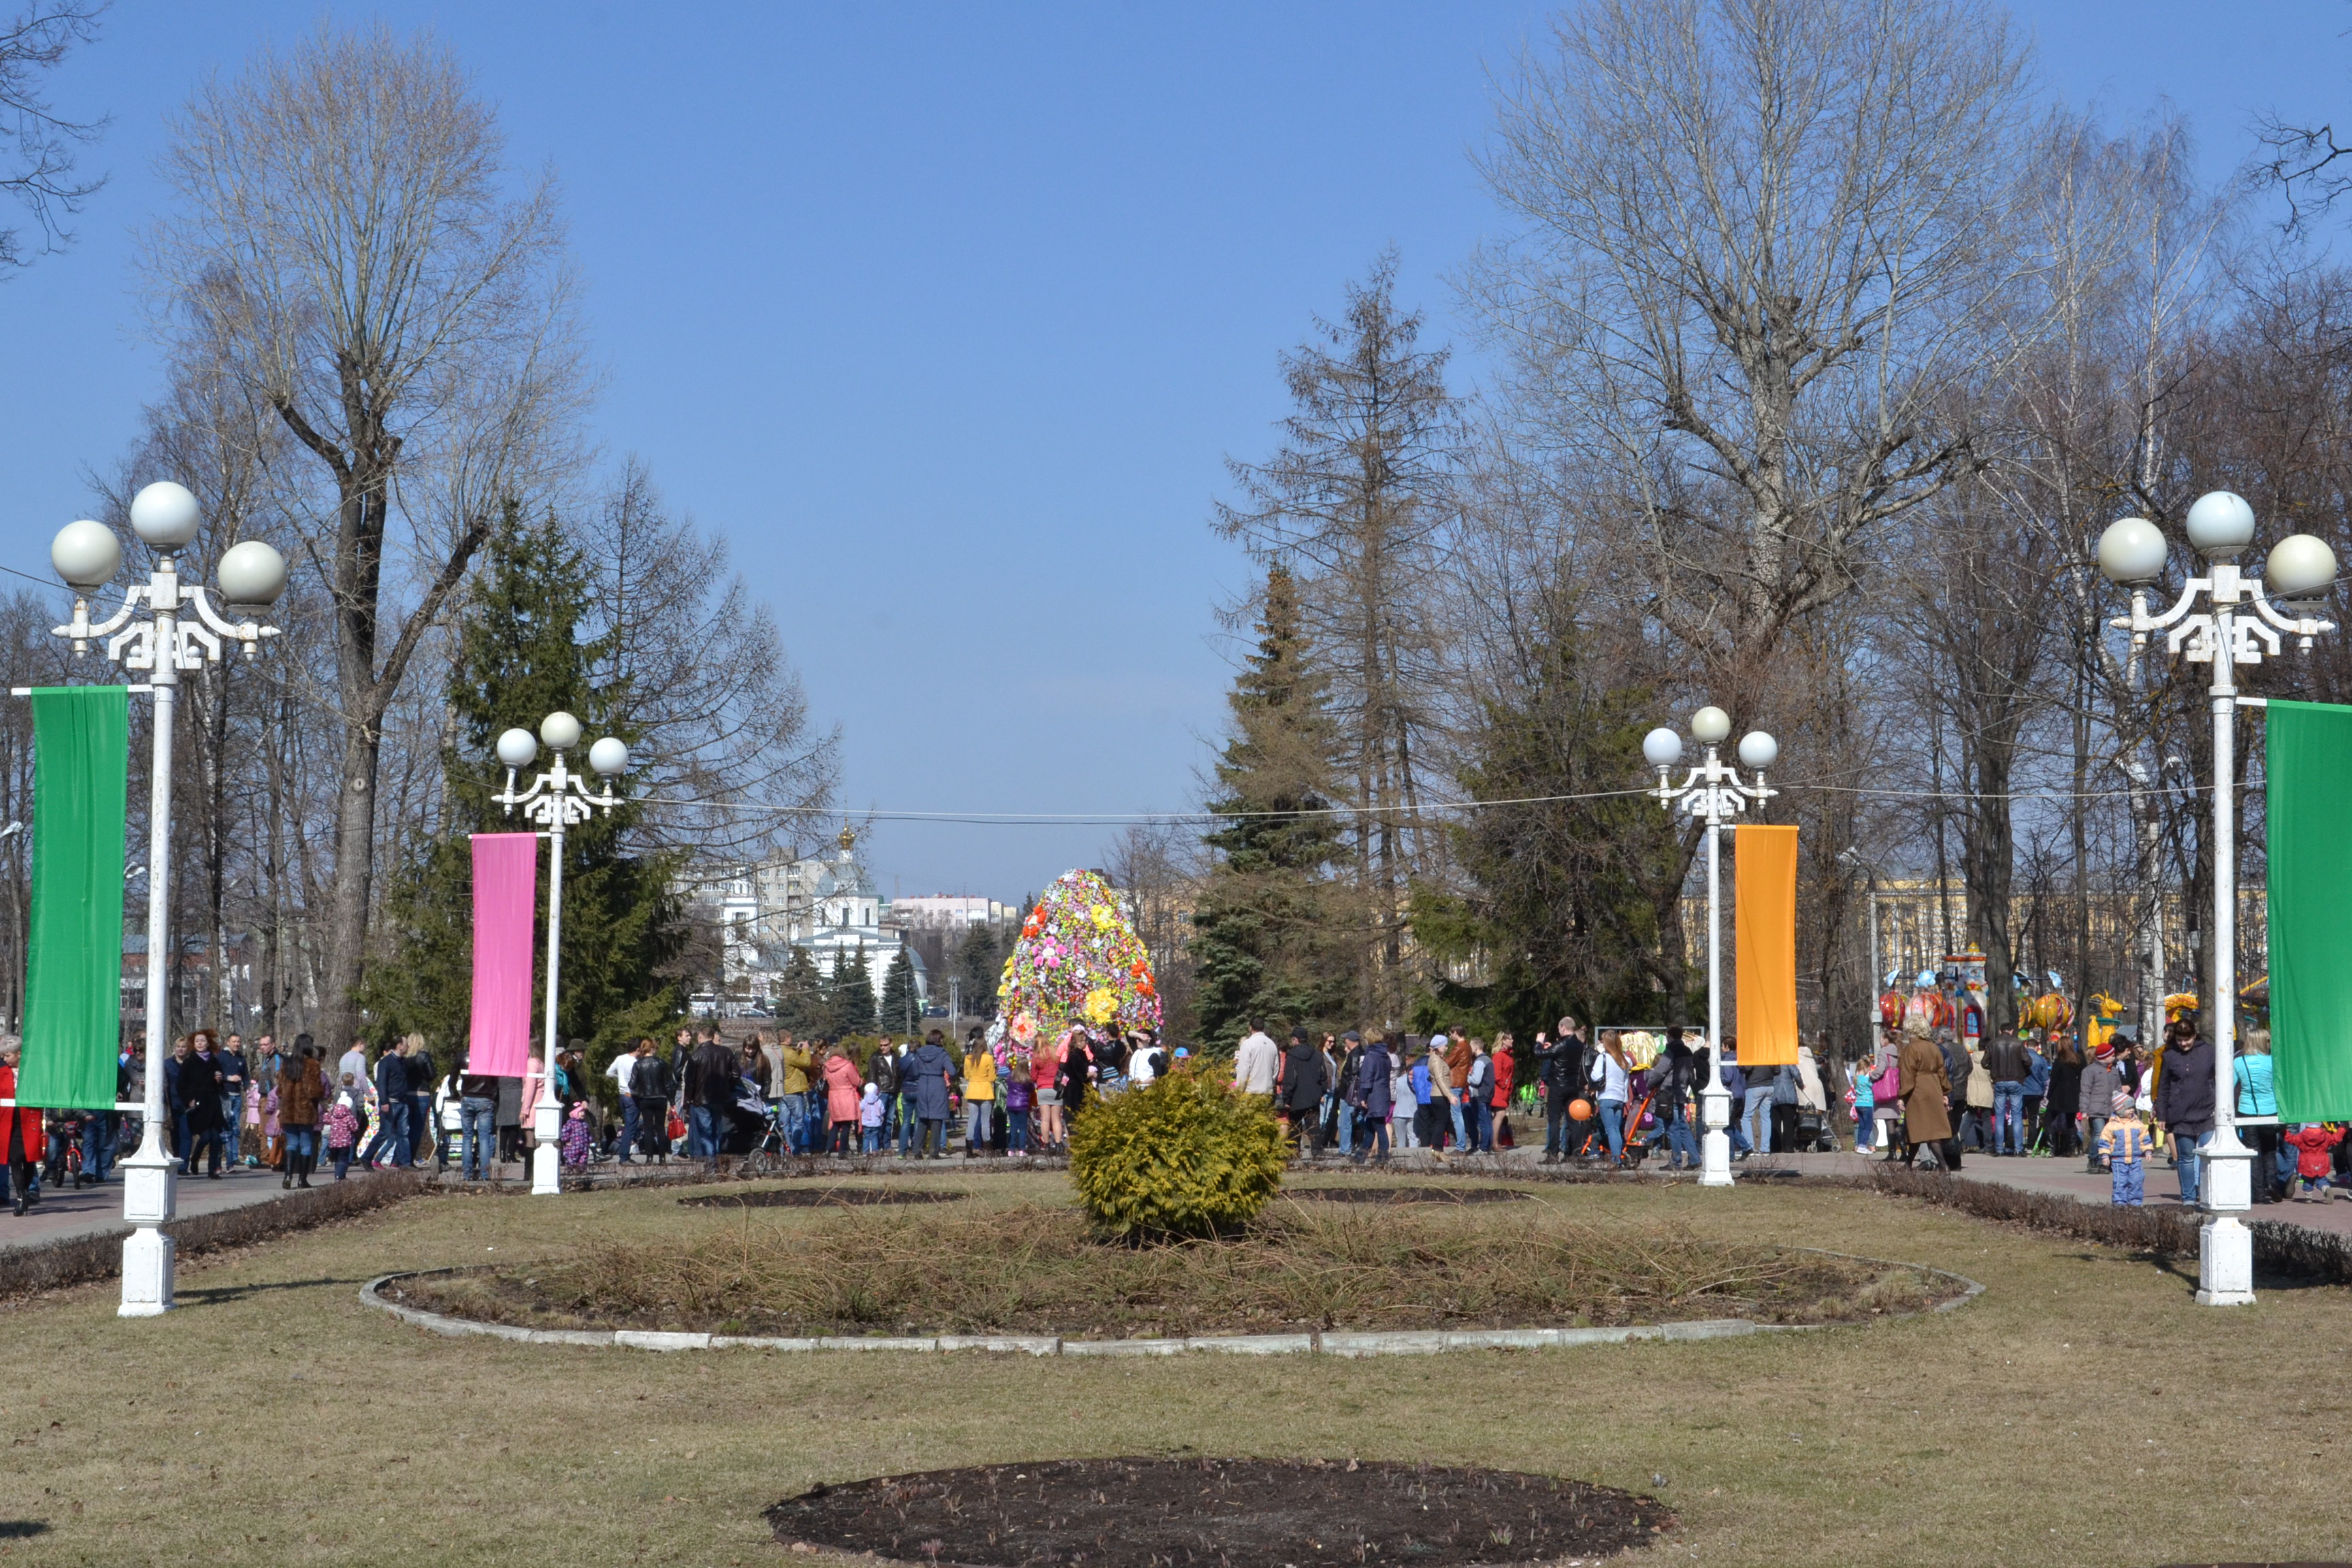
[
  {"left": 2269, "top": 699, "right": 2352, "bottom": 1122},
  {"left": 18, "top": 687, "right": 127, "bottom": 1109}
]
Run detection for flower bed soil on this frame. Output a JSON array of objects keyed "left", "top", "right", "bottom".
[
  {"left": 1282, "top": 1186, "right": 1531, "bottom": 1205},
  {"left": 766, "top": 1458, "right": 1670, "bottom": 1567},
  {"left": 396, "top": 1202, "right": 1955, "bottom": 1339},
  {"left": 679, "top": 1187, "right": 968, "bottom": 1209}
]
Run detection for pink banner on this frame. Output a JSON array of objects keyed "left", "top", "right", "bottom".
[{"left": 470, "top": 833, "right": 539, "bottom": 1077}]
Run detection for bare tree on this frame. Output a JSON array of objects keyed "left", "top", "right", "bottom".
[
  {"left": 0, "top": 1, "right": 104, "bottom": 269},
  {"left": 574, "top": 460, "right": 839, "bottom": 865},
  {"left": 1215, "top": 255, "right": 1461, "bottom": 1019},
  {"left": 1473, "top": 0, "right": 2038, "bottom": 716},
  {"left": 144, "top": 23, "right": 586, "bottom": 1050}
]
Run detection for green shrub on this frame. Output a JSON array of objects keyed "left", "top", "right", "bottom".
[{"left": 1067, "top": 1067, "right": 1289, "bottom": 1239}]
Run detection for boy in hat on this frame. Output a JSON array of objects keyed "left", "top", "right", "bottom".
[
  {"left": 2078, "top": 1041, "right": 2123, "bottom": 1174},
  {"left": 2097, "top": 1089, "right": 2152, "bottom": 1207}
]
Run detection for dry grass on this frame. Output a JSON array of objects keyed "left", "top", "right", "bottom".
[
  {"left": 0, "top": 1170, "right": 2349, "bottom": 1567},
  {"left": 399, "top": 1196, "right": 1938, "bottom": 1337}
]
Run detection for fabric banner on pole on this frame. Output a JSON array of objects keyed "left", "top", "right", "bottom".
[
  {"left": 20, "top": 686, "right": 128, "bottom": 1109},
  {"left": 470, "top": 832, "right": 539, "bottom": 1078},
  {"left": 1734, "top": 823, "right": 1799, "bottom": 1066},
  {"left": 2267, "top": 699, "right": 2352, "bottom": 1120}
]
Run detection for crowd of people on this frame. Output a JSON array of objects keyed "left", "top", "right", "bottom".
[{"left": 3, "top": 1000, "right": 2341, "bottom": 1216}]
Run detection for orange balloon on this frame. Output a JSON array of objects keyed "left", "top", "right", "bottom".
[{"left": 1569, "top": 1098, "right": 1594, "bottom": 1122}]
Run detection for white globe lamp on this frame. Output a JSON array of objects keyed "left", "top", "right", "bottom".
[
  {"left": 51, "top": 520, "right": 120, "bottom": 589},
  {"left": 588, "top": 736, "right": 630, "bottom": 777},
  {"left": 129, "top": 482, "right": 201, "bottom": 550},
  {"left": 1641, "top": 728, "right": 1682, "bottom": 769},
  {"left": 539, "top": 711, "right": 582, "bottom": 750},
  {"left": 1737, "top": 731, "right": 1779, "bottom": 770},
  {"left": 216, "top": 540, "right": 289, "bottom": 607},
  {"left": 2185, "top": 491, "right": 2256, "bottom": 560},
  {"left": 2267, "top": 534, "right": 2336, "bottom": 604},
  {"left": 2096, "top": 517, "right": 2168, "bottom": 585},
  {"left": 1691, "top": 706, "right": 1732, "bottom": 745},
  {"left": 495, "top": 728, "right": 538, "bottom": 769}
]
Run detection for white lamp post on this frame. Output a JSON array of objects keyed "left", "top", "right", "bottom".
[
  {"left": 47, "top": 484, "right": 287, "bottom": 1317},
  {"left": 491, "top": 715, "right": 629, "bottom": 1196},
  {"left": 2099, "top": 495, "right": 2336, "bottom": 1307},
  {"left": 1645, "top": 707, "right": 1778, "bottom": 1188}
]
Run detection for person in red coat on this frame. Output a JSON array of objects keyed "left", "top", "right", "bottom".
[{"left": 0, "top": 1040, "right": 44, "bottom": 1216}]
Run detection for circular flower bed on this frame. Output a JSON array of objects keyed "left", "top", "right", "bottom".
[{"left": 768, "top": 1458, "right": 1669, "bottom": 1567}]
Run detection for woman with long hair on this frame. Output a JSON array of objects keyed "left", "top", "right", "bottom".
[{"left": 1588, "top": 1030, "right": 1631, "bottom": 1164}]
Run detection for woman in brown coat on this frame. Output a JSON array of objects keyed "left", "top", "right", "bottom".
[
  {"left": 276, "top": 1043, "right": 327, "bottom": 1190},
  {"left": 1898, "top": 1028, "right": 1953, "bottom": 1166}
]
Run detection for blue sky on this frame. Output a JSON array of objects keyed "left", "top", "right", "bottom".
[{"left": 0, "top": 1, "right": 2345, "bottom": 901}]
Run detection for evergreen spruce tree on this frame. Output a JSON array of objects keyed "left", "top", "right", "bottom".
[
  {"left": 953, "top": 924, "right": 1005, "bottom": 1020},
  {"left": 879, "top": 945, "right": 921, "bottom": 1036},
  {"left": 362, "top": 506, "right": 683, "bottom": 1085},
  {"left": 774, "top": 945, "right": 828, "bottom": 1036},
  {"left": 1191, "top": 566, "right": 1354, "bottom": 1051},
  {"left": 1414, "top": 596, "right": 1676, "bottom": 1034},
  {"left": 828, "top": 944, "right": 877, "bottom": 1037}
]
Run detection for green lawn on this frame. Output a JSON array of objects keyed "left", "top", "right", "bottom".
[{"left": 0, "top": 1170, "right": 2339, "bottom": 1567}]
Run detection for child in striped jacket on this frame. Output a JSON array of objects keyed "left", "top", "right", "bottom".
[{"left": 2097, "top": 1090, "right": 2153, "bottom": 1207}]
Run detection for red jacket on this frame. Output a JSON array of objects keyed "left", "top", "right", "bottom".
[
  {"left": 0, "top": 1063, "right": 42, "bottom": 1157},
  {"left": 2286, "top": 1124, "right": 2343, "bottom": 1179}
]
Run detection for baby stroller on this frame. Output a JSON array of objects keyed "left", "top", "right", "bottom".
[
  {"left": 721, "top": 1087, "right": 768, "bottom": 1156},
  {"left": 1790, "top": 1106, "right": 1838, "bottom": 1154}
]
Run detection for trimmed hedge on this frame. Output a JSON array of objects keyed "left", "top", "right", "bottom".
[
  {"left": 0, "top": 1169, "right": 429, "bottom": 1301},
  {"left": 1067, "top": 1068, "right": 1289, "bottom": 1239}
]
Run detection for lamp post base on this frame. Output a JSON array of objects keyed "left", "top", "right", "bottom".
[
  {"left": 116, "top": 1122, "right": 176, "bottom": 1317},
  {"left": 119, "top": 1226, "right": 176, "bottom": 1317},
  {"left": 2195, "top": 1214, "right": 2256, "bottom": 1306},
  {"left": 529, "top": 1141, "right": 561, "bottom": 1196},
  {"left": 1697, "top": 1087, "right": 1733, "bottom": 1188}
]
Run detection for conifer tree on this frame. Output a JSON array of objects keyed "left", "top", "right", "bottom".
[
  {"left": 1191, "top": 566, "right": 1355, "bottom": 1050},
  {"left": 363, "top": 506, "right": 683, "bottom": 1081},
  {"left": 878, "top": 945, "right": 921, "bottom": 1036},
  {"left": 828, "top": 943, "right": 877, "bottom": 1036},
  {"left": 774, "top": 944, "right": 827, "bottom": 1036},
  {"left": 1414, "top": 595, "right": 1678, "bottom": 1033},
  {"left": 953, "top": 924, "right": 1005, "bottom": 1020}
]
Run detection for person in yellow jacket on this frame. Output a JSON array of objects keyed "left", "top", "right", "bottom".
[
  {"left": 779, "top": 1032, "right": 815, "bottom": 1154},
  {"left": 961, "top": 1030, "right": 997, "bottom": 1158}
]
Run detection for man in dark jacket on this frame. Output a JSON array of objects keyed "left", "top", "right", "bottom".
[
  {"left": 627, "top": 1042, "right": 674, "bottom": 1164},
  {"left": 683, "top": 1027, "right": 740, "bottom": 1169},
  {"left": 1982, "top": 1031, "right": 2033, "bottom": 1156},
  {"left": 1535, "top": 1019, "right": 1586, "bottom": 1164},
  {"left": 178, "top": 1035, "right": 227, "bottom": 1177},
  {"left": 2155, "top": 1024, "right": 2216, "bottom": 1207},
  {"left": 1353, "top": 1033, "right": 1394, "bottom": 1165},
  {"left": 1275, "top": 1027, "right": 1329, "bottom": 1157},
  {"left": 361, "top": 1041, "right": 410, "bottom": 1169}
]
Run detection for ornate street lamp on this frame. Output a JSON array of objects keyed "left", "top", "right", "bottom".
[
  {"left": 1644, "top": 706, "right": 1778, "bottom": 1188},
  {"left": 2099, "top": 494, "right": 2336, "bottom": 1307},
  {"left": 492, "top": 713, "right": 629, "bottom": 1196},
  {"left": 48, "top": 483, "right": 287, "bottom": 1316}
]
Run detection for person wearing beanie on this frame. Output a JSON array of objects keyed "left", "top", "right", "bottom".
[
  {"left": 2097, "top": 1089, "right": 2153, "bottom": 1207},
  {"left": 2078, "top": 1042, "right": 2123, "bottom": 1175}
]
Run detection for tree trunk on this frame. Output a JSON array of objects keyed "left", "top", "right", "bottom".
[{"left": 316, "top": 713, "right": 382, "bottom": 1054}]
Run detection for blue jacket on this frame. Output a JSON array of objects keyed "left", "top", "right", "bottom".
[
  {"left": 1409, "top": 1062, "right": 1432, "bottom": 1106},
  {"left": 2234, "top": 1054, "right": 2278, "bottom": 1117},
  {"left": 1359, "top": 1047, "right": 1393, "bottom": 1117},
  {"left": 907, "top": 1043, "right": 956, "bottom": 1120}
]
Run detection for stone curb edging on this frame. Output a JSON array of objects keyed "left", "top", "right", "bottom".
[{"left": 360, "top": 1260, "right": 1981, "bottom": 1356}]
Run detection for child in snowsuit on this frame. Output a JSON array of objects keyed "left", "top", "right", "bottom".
[
  {"left": 2284, "top": 1122, "right": 2344, "bottom": 1202},
  {"left": 2097, "top": 1089, "right": 2153, "bottom": 1207}
]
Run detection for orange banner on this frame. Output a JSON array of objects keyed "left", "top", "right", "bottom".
[{"left": 1734, "top": 824, "right": 1799, "bottom": 1066}]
